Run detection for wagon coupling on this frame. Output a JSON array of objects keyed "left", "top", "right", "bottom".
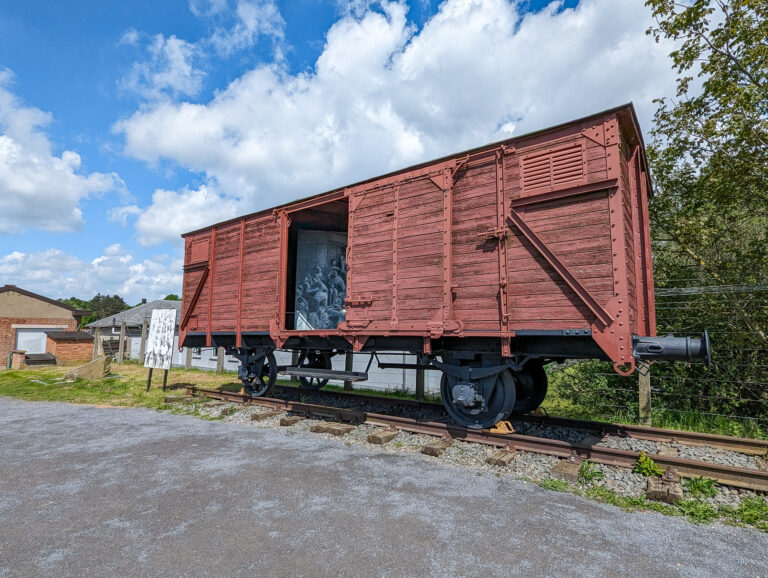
[{"left": 633, "top": 330, "right": 711, "bottom": 366}]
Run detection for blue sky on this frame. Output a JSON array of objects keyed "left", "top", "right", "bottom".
[{"left": 0, "top": 0, "right": 676, "bottom": 303}]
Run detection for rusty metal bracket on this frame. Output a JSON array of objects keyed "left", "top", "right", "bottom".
[
  {"left": 506, "top": 211, "right": 613, "bottom": 327},
  {"left": 581, "top": 124, "right": 606, "bottom": 147},
  {"left": 613, "top": 359, "right": 636, "bottom": 376},
  {"left": 349, "top": 191, "right": 366, "bottom": 213},
  {"left": 483, "top": 227, "right": 508, "bottom": 241},
  {"left": 428, "top": 173, "right": 448, "bottom": 191},
  {"left": 451, "top": 156, "right": 469, "bottom": 183}
]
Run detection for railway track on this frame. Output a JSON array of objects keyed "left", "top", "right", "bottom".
[
  {"left": 270, "top": 384, "right": 767, "bottom": 456},
  {"left": 184, "top": 386, "right": 768, "bottom": 493}
]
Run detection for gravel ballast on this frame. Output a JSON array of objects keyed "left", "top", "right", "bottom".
[{"left": 175, "top": 396, "right": 767, "bottom": 509}]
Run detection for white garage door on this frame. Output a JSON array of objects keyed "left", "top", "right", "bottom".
[{"left": 15, "top": 329, "right": 60, "bottom": 354}]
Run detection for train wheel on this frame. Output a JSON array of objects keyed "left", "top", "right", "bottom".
[
  {"left": 511, "top": 363, "right": 548, "bottom": 414},
  {"left": 242, "top": 351, "right": 277, "bottom": 397},
  {"left": 440, "top": 369, "right": 516, "bottom": 430},
  {"left": 299, "top": 351, "right": 332, "bottom": 390}
]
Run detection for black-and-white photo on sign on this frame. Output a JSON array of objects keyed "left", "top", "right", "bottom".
[{"left": 143, "top": 309, "right": 177, "bottom": 370}]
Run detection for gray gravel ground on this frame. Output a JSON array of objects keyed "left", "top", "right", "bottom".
[{"left": 1, "top": 397, "right": 767, "bottom": 577}]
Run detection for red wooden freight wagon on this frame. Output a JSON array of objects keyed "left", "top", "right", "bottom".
[{"left": 180, "top": 103, "right": 709, "bottom": 428}]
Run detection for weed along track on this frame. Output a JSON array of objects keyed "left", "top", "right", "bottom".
[{"left": 183, "top": 386, "right": 768, "bottom": 496}]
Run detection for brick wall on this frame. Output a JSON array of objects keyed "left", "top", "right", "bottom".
[
  {"left": 45, "top": 336, "right": 93, "bottom": 364},
  {"left": 0, "top": 318, "right": 78, "bottom": 365}
]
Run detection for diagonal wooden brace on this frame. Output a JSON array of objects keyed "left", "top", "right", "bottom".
[
  {"left": 506, "top": 211, "right": 613, "bottom": 328},
  {"left": 180, "top": 265, "right": 209, "bottom": 330}
]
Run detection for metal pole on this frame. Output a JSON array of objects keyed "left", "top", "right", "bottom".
[
  {"left": 117, "top": 322, "right": 126, "bottom": 364},
  {"left": 185, "top": 347, "right": 192, "bottom": 370},
  {"left": 216, "top": 347, "right": 225, "bottom": 373},
  {"left": 415, "top": 360, "right": 425, "bottom": 401},
  {"left": 638, "top": 366, "right": 652, "bottom": 426},
  {"left": 146, "top": 368, "right": 153, "bottom": 392},
  {"left": 162, "top": 370, "right": 168, "bottom": 391},
  {"left": 344, "top": 351, "right": 353, "bottom": 391},
  {"left": 139, "top": 319, "right": 148, "bottom": 363}
]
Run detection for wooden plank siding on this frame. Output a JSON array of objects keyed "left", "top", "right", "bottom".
[
  {"left": 179, "top": 104, "right": 656, "bottom": 366},
  {"left": 503, "top": 120, "right": 614, "bottom": 330}
]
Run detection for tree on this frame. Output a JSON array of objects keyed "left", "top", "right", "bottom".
[
  {"left": 164, "top": 294, "right": 180, "bottom": 301},
  {"left": 59, "top": 294, "right": 130, "bottom": 325},
  {"left": 59, "top": 297, "right": 90, "bottom": 311},
  {"left": 541, "top": 2, "right": 767, "bottom": 429},
  {"left": 645, "top": 0, "right": 768, "bottom": 287},
  {"left": 87, "top": 294, "right": 130, "bottom": 322},
  {"left": 642, "top": 0, "right": 768, "bottom": 424}
]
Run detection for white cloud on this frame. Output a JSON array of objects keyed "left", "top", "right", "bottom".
[
  {"left": 337, "top": 0, "right": 378, "bottom": 18},
  {"left": 119, "top": 28, "right": 140, "bottom": 46},
  {"left": 189, "top": 0, "right": 230, "bottom": 17},
  {"left": 108, "top": 204, "right": 142, "bottom": 226},
  {"left": 121, "top": 0, "right": 284, "bottom": 101},
  {"left": 116, "top": 0, "right": 678, "bottom": 223},
  {"left": 0, "top": 247, "right": 183, "bottom": 304},
  {"left": 130, "top": 184, "right": 241, "bottom": 247},
  {"left": 210, "top": 0, "right": 285, "bottom": 56},
  {"left": 120, "top": 34, "right": 204, "bottom": 100},
  {"left": 0, "top": 71, "right": 122, "bottom": 234}
]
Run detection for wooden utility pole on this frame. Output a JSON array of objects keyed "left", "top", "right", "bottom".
[
  {"left": 117, "top": 322, "right": 126, "bottom": 364},
  {"left": 216, "top": 347, "right": 225, "bottom": 373},
  {"left": 139, "top": 319, "right": 148, "bottom": 362},
  {"left": 638, "top": 365, "right": 652, "bottom": 426},
  {"left": 344, "top": 351, "right": 354, "bottom": 390},
  {"left": 185, "top": 347, "right": 192, "bottom": 370},
  {"left": 92, "top": 328, "right": 101, "bottom": 360}
]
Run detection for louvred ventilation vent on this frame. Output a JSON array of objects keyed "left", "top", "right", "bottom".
[{"left": 521, "top": 143, "right": 585, "bottom": 192}]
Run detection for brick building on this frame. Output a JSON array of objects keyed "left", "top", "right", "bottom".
[
  {"left": 0, "top": 285, "right": 89, "bottom": 365},
  {"left": 45, "top": 331, "right": 94, "bottom": 364}
]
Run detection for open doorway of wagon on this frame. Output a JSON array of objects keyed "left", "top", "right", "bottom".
[{"left": 285, "top": 198, "right": 348, "bottom": 330}]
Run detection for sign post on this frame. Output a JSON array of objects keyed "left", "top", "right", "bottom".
[{"left": 143, "top": 309, "right": 177, "bottom": 392}]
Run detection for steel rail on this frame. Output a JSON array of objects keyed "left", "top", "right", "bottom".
[
  {"left": 520, "top": 415, "right": 768, "bottom": 456},
  {"left": 267, "top": 384, "right": 768, "bottom": 456},
  {"left": 186, "top": 387, "right": 768, "bottom": 492}
]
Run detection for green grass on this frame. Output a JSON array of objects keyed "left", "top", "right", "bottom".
[
  {"left": 535, "top": 477, "right": 768, "bottom": 530},
  {"left": 542, "top": 376, "right": 767, "bottom": 440},
  {"left": 0, "top": 363, "right": 235, "bottom": 409},
  {"left": 537, "top": 478, "right": 570, "bottom": 492},
  {"left": 578, "top": 460, "right": 604, "bottom": 484},
  {"left": 682, "top": 476, "right": 718, "bottom": 499},
  {"left": 729, "top": 498, "right": 768, "bottom": 531},
  {"left": 676, "top": 500, "right": 720, "bottom": 524}
]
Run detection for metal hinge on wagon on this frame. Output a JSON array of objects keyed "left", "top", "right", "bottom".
[
  {"left": 345, "top": 295, "right": 373, "bottom": 306},
  {"left": 483, "top": 227, "right": 508, "bottom": 240}
]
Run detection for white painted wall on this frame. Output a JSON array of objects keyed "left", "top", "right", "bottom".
[{"left": 128, "top": 336, "right": 440, "bottom": 394}]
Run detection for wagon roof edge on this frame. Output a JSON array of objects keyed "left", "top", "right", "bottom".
[{"left": 181, "top": 102, "right": 649, "bottom": 238}]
